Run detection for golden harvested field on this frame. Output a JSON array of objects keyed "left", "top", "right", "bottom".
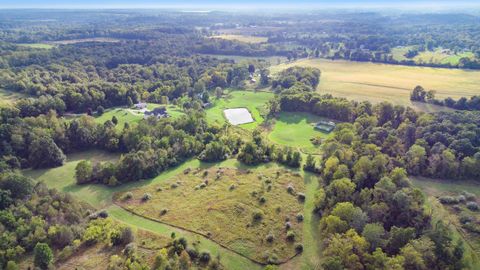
[
  {"left": 115, "top": 167, "right": 305, "bottom": 264},
  {"left": 211, "top": 34, "right": 268, "bottom": 44},
  {"left": 271, "top": 59, "right": 480, "bottom": 110}
]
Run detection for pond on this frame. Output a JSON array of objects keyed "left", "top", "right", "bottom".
[{"left": 223, "top": 108, "right": 254, "bottom": 125}]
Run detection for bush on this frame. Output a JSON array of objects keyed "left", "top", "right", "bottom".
[
  {"left": 171, "top": 183, "right": 179, "bottom": 189},
  {"left": 439, "top": 196, "right": 459, "bottom": 204},
  {"left": 186, "top": 247, "right": 199, "bottom": 259},
  {"left": 467, "top": 201, "right": 479, "bottom": 211},
  {"left": 259, "top": 196, "right": 267, "bottom": 204},
  {"left": 295, "top": 243, "right": 304, "bottom": 253},
  {"left": 287, "top": 184, "right": 295, "bottom": 194},
  {"left": 266, "top": 234, "right": 274, "bottom": 243},
  {"left": 286, "top": 231, "right": 295, "bottom": 241},
  {"left": 123, "top": 192, "right": 133, "bottom": 201},
  {"left": 296, "top": 213, "right": 304, "bottom": 222},
  {"left": 457, "top": 195, "right": 466, "bottom": 203},
  {"left": 199, "top": 183, "right": 207, "bottom": 189},
  {"left": 459, "top": 214, "right": 473, "bottom": 224},
  {"left": 462, "top": 191, "right": 476, "bottom": 201},
  {"left": 285, "top": 221, "right": 292, "bottom": 230},
  {"left": 199, "top": 251, "right": 211, "bottom": 263},
  {"left": 142, "top": 193, "right": 152, "bottom": 201},
  {"left": 229, "top": 184, "right": 235, "bottom": 190},
  {"left": 34, "top": 243, "right": 53, "bottom": 269},
  {"left": 252, "top": 210, "right": 264, "bottom": 221},
  {"left": 297, "top": 193, "right": 306, "bottom": 202},
  {"left": 160, "top": 209, "right": 168, "bottom": 216}
]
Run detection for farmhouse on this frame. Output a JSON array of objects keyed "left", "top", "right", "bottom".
[
  {"left": 144, "top": 107, "right": 169, "bottom": 119},
  {"left": 315, "top": 120, "right": 336, "bottom": 132}
]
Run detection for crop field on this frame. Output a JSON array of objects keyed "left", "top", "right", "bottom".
[
  {"left": 115, "top": 167, "right": 305, "bottom": 264},
  {"left": 211, "top": 34, "right": 268, "bottom": 44},
  {"left": 412, "top": 177, "right": 480, "bottom": 269},
  {"left": 94, "top": 104, "right": 184, "bottom": 129},
  {"left": 270, "top": 58, "right": 480, "bottom": 111},
  {"left": 268, "top": 112, "right": 333, "bottom": 154},
  {"left": 206, "top": 90, "right": 274, "bottom": 129}
]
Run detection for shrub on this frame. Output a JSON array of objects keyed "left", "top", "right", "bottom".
[
  {"left": 123, "top": 243, "right": 137, "bottom": 258},
  {"left": 199, "top": 251, "right": 211, "bottom": 263},
  {"left": 34, "top": 243, "right": 53, "bottom": 269},
  {"left": 142, "top": 193, "right": 152, "bottom": 201},
  {"left": 439, "top": 196, "right": 459, "bottom": 204},
  {"left": 266, "top": 234, "right": 274, "bottom": 243},
  {"left": 229, "top": 184, "right": 235, "bottom": 191},
  {"left": 459, "top": 214, "right": 473, "bottom": 224},
  {"left": 285, "top": 221, "right": 292, "bottom": 230},
  {"left": 186, "top": 247, "right": 199, "bottom": 259},
  {"left": 295, "top": 243, "right": 304, "bottom": 253},
  {"left": 171, "top": 183, "right": 178, "bottom": 189},
  {"left": 287, "top": 184, "right": 295, "bottom": 194},
  {"left": 457, "top": 195, "right": 466, "bottom": 203},
  {"left": 252, "top": 210, "right": 264, "bottom": 221},
  {"left": 259, "top": 196, "right": 267, "bottom": 204},
  {"left": 199, "top": 183, "right": 207, "bottom": 189},
  {"left": 122, "top": 192, "right": 133, "bottom": 201},
  {"left": 160, "top": 209, "right": 168, "bottom": 216},
  {"left": 297, "top": 193, "right": 306, "bottom": 202},
  {"left": 286, "top": 231, "right": 295, "bottom": 241},
  {"left": 98, "top": 210, "right": 109, "bottom": 218},
  {"left": 296, "top": 213, "right": 304, "bottom": 222},
  {"left": 462, "top": 191, "right": 476, "bottom": 201},
  {"left": 467, "top": 201, "right": 479, "bottom": 211}
]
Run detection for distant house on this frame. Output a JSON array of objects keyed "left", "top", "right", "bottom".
[
  {"left": 315, "top": 120, "right": 336, "bottom": 133},
  {"left": 144, "top": 107, "right": 169, "bottom": 119},
  {"left": 134, "top": 102, "right": 147, "bottom": 109}
]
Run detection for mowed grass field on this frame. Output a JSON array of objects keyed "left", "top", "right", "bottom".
[
  {"left": 412, "top": 177, "right": 480, "bottom": 269},
  {"left": 269, "top": 112, "right": 333, "bottom": 154},
  {"left": 391, "top": 46, "right": 476, "bottom": 66},
  {"left": 16, "top": 43, "right": 55, "bottom": 49},
  {"left": 211, "top": 34, "right": 268, "bottom": 44},
  {"left": 94, "top": 104, "right": 184, "bottom": 129},
  {"left": 115, "top": 167, "right": 305, "bottom": 263},
  {"left": 206, "top": 90, "right": 274, "bottom": 129},
  {"left": 270, "top": 58, "right": 480, "bottom": 110}
]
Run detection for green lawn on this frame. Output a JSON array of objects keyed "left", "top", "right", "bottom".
[
  {"left": 205, "top": 90, "right": 274, "bottom": 129},
  {"left": 16, "top": 43, "right": 55, "bottom": 49},
  {"left": 269, "top": 112, "right": 333, "bottom": 154},
  {"left": 94, "top": 104, "right": 184, "bottom": 130}
]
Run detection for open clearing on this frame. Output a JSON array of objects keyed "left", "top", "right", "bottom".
[
  {"left": 269, "top": 112, "right": 333, "bottom": 154},
  {"left": 206, "top": 90, "right": 274, "bottom": 129},
  {"left": 412, "top": 177, "right": 480, "bottom": 269},
  {"left": 23, "top": 150, "right": 320, "bottom": 270},
  {"left": 48, "top": 37, "right": 121, "bottom": 45},
  {"left": 391, "top": 46, "right": 476, "bottom": 66},
  {"left": 224, "top": 108, "right": 254, "bottom": 125},
  {"left": 0, "top": 88, "right": 26, "bottom": 107},
  {"left": 270, "top": 58, "right": 480, "bottom": 110},
  {"left": 115, "top": 167, "right": 305, "bottom": 264},
  {"left": 16, "top": 43, "right": 55, "bottom": 49},
  {"left": 211, "top": 34, "right": 268, "bottom": 44},
  {"left": 94, "top": 104, "right": 184, "bottom": 129}
]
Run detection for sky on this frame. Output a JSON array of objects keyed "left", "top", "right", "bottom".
[{"left": 1, "top": 0, "right": 479, "bottom": 10}]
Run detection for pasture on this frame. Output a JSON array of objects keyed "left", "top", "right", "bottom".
[
  {"left": 23, "top": 149, "right": 321, "bottom": 270},
  {"left": 391, "top": 46, "right": 476, "bottom": 66},
  {"left": 412, "top": 177, "right": 480, "bottom": 269},
  {"left": 206, "top": 90, "right": 274, "bottom": 129},
  {"left": 268, "top": 112, "right": 333, "bottom": 154},
  {"left": 270, "top": 58, "right": 480, "bottom": 111},
  {"left": 115, "top": 167, "right": 305, "bottom": 264},
  {"left": 211, "top": 34, "right": 268, "bottom": 44},
  {"left": 16, "top": 43, "right": 55, "bottom": 49}
]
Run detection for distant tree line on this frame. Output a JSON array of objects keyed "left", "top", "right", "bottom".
[{"left": 411, "top": 85, "right": 480, "bottom": 111}]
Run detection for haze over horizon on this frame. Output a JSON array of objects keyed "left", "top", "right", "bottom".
[{"left": 1, "top": 0, "right": 480, "bottom": 11}]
